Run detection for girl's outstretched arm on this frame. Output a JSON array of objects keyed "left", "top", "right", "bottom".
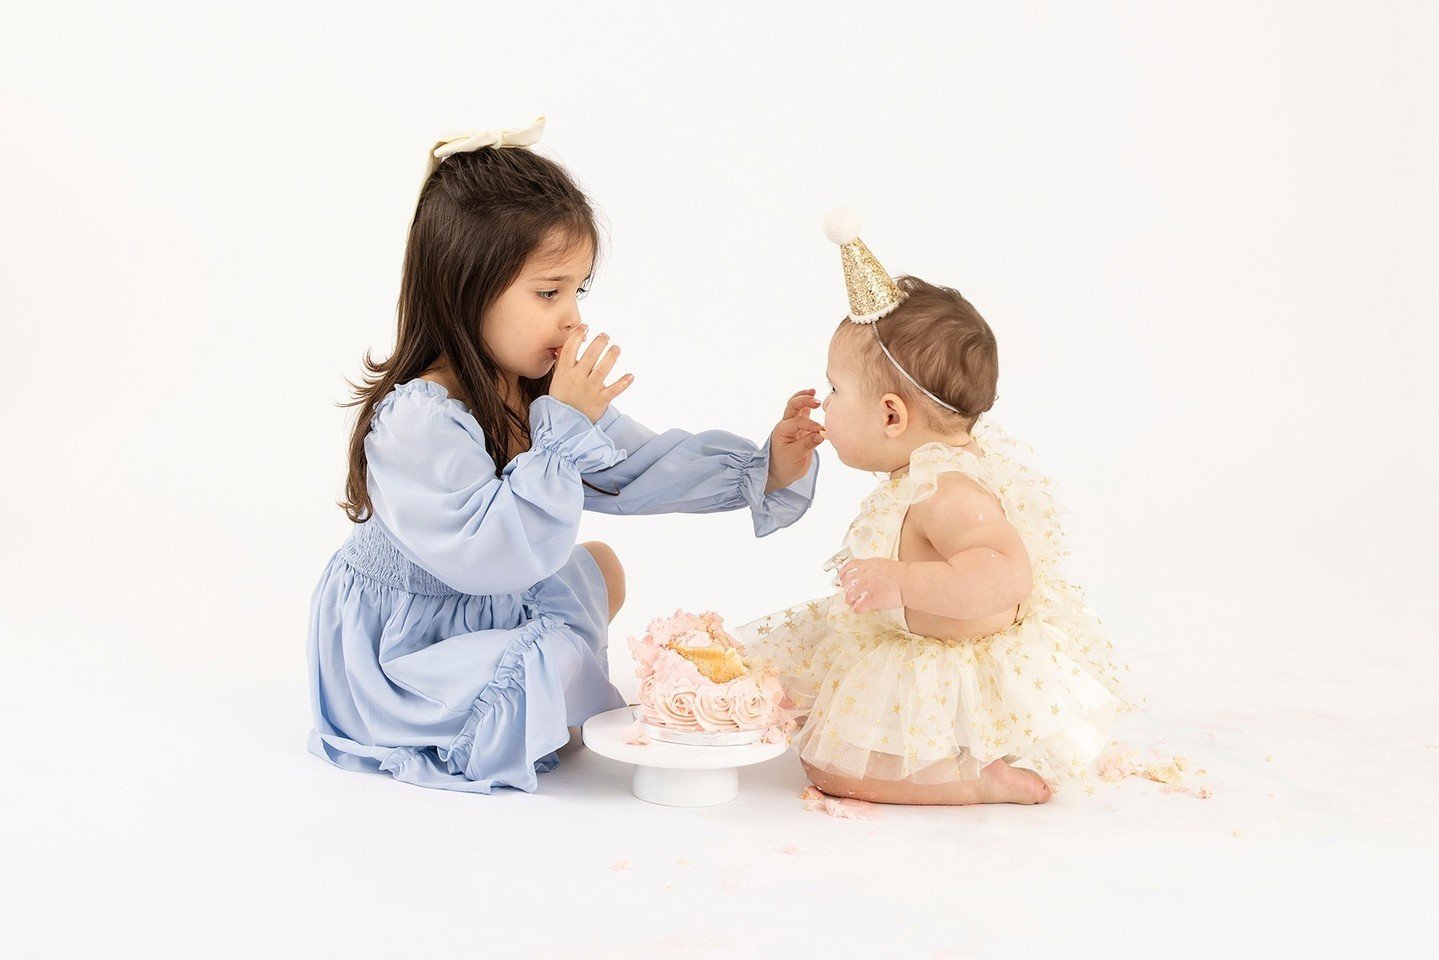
[
  {"left": 580, "top": 403, "right": 821, "bottom": 537},
  {"left": 366, "top": 384, "right": 627, "bottom": 595}
]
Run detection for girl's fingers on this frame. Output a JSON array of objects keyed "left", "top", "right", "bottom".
[
  {"left": 778, "top": 417, "right": 826, "bottom": 441},
  {"left": 784, "top": 389, "right": 819, "bottom": 420},
  {"left": 560, "top": 325, "right": 587, "bottom": 364},
  {"left": 592, "top": 344, "right": 621, "bottom": 382},
  {"left": 578, "top": 332, "right": 611, "bottom": 371},
  {"left": 600, "top": 373, "right": 635, "bottom": 401}
]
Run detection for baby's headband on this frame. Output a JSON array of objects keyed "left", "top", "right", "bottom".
[
  {"left": 420, "top": 115, "right": 547, "bottom": 198},
  {"left": 824, "top": 208, "right": 965, "bottom": 417}
]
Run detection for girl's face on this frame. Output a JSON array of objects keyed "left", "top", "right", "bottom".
[
  {"left": 820, "top": 331, "right": 900, "bottom": 472},
  {"left": 482, "top": 230, "right": 595, "bottom": 382}
]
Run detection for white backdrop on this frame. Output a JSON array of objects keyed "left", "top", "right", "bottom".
[{"left": 3, "top": 2, "right": 1436, "bottom": 957}]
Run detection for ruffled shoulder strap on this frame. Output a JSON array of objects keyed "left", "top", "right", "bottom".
[{"left": 886, "top": 422, "right": 1070, "bottom": 576}]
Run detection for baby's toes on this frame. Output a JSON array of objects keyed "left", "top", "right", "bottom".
[{"left": 1026, "top": 773, "right": 1053, "bottom": 804}]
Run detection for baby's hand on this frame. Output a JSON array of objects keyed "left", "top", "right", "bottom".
[
  {"left": 765, "top": 389, "right": 825, "bottom": 494},
  {"left": 838, "top": 558, "right": 904, "bottom": 614}
]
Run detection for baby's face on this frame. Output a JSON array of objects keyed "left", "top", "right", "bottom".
[
  {"left": 481, "top": 229, "right": 594, "bottom": 382},
  {"left": 820, "top": 332, "right": 895, "bottom": 472}
]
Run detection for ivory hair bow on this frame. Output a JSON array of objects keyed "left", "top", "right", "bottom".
[{"left": 421, "top": 115, "right": 546, "bottom": 194}]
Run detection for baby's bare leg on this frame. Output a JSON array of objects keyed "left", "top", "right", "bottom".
[{"left": 803, "top": 759, "right": 1051, "bottom": 806}]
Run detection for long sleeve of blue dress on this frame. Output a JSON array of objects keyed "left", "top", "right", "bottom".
[
  {"left": 307, "top": 380, "right": 820, "bottom": 794},
  {"left": 367, "top": 388, "right": 625, "bottom": 594},
  {"left": 583, "top": 405, "right": 819, "bottom": 536}
]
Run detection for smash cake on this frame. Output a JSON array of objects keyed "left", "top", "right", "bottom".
[{"left": 625, "top": 611, "right": 790, "bottom": 746}]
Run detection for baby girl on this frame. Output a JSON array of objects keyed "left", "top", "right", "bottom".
[{"left": 736, "top": 211, "right": 1130, "bottom": 805}]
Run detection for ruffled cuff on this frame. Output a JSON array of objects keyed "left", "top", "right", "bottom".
[
  {"left": 529, "top": 396, "right": 627, "bottom": 474},
  {"left": 734, "top": 438, "right": 821, "bottom": 537}
]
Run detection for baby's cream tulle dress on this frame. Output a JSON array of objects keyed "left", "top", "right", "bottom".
[{"left": 735, "top": 425, "right": 1132, "bottom": 786}]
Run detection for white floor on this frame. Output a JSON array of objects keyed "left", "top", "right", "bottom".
[
  {"left": 6, "top": 635, "right": 1434, "bottom": 959},
  {"left": 5, "top": 3, "right": 1436, "bottom": 956}
]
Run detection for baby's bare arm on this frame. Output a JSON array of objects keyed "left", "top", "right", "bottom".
[{"left": 899, "top": 474, "right": 1033, "bottom": 620}]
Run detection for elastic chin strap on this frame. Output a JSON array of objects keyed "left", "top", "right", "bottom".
[{"left": 871, "top": 324, "right": 965, "bottom": 415}]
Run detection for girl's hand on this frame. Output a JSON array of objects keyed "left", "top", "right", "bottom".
[
  {"left": 765, "top": 388, "right": 825, "bottom": 494},
  {"left": 549, "top": 324, "right": 633, "bottom": 423},
  {"left": 838, "top": 558, "right": 904, "bottom": 614}
]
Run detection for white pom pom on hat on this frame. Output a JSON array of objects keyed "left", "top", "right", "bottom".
[
  {"left": 824, "top": 206, "right": 903, "bottom": 323},
  {"left": 823, "top": 207, "right": 861, "bottom": 246}
]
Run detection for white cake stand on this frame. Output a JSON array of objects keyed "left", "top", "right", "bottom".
[{"left": 582, "top": 706, "right": 789, "bottom": 807}]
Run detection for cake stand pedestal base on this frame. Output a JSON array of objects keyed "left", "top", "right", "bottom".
[
  {"left": 632, "top": 764, "right": 739, "bottom": 807},
  {"left": 582, "top": 706, "right": 789, "bottom": 808}
]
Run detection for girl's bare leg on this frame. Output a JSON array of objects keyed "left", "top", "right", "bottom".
[{"left": 580, "top": 540, "right": 626, "bottom": 623}]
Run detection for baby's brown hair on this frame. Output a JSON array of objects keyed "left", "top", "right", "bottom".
[{"left": 837, "top": 276, "right": 999, "bottom": 429}]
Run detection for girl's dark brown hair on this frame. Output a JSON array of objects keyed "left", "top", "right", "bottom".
[{"left": 339, "top": 147, "right": 600, "bottom": 522}]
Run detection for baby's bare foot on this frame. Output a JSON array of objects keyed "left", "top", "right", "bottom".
[{"left": 980, "top": 760, "right": 1053, "bottom": 805}]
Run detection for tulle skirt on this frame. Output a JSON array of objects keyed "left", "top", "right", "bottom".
[{"left": 735, "top": 578, "right": 1131, "bottom": 784}]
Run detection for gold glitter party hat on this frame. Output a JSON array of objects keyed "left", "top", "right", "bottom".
[{"left": 824, "top": 207, "right": 904, "bottom": 323}]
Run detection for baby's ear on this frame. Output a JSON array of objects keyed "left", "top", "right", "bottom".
[{"left": 881, "top": 393, "right": 909, "bottom": 437}]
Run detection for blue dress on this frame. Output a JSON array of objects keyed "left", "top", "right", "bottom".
[{"left": 307, "top": 380, "right": 820, "bottom": 793}]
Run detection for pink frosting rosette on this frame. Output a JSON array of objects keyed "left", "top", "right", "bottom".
[
  {"left": 693, "top": 686, "right": 740, "bottom": 732},
  {"left": 726, "top": 677, "right": 777, "bottom": 731},
  {"left": 650, "top": 678, "right": 702, "bottom": 730},
  {"left": 637, "top": 674, "right": 662, "bottom": 724}
]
